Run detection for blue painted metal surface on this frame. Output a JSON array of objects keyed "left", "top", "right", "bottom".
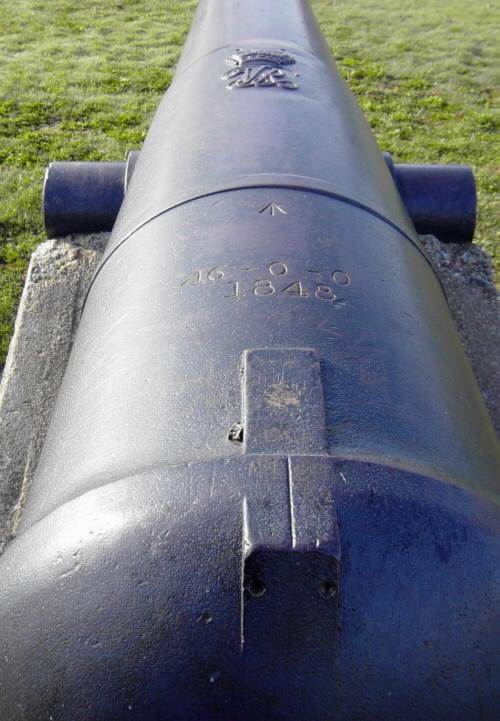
[
  {"left": 43, "top": 151, "right": 139, "bottom": 237},
  {"left": 1, "top": 1, "right": 498, "bottom": 719}
]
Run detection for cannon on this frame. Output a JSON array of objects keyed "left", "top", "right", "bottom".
[
  {"left": 43, "top": 150, "right": 477, "bottom": 243},
  {"left": 1, "top": 1, "right": 498, "bottom": 719}
]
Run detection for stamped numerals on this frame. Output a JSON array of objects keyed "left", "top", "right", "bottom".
[
  {"left": 181, "top": 266, "right": 225, "bottom": 286},
  {"left": 283, "top": 281, "right": 308, "bottom": 297},
  {"left": 268, "top": 261, "right": 287, "bottom": 276},
  {"left": 315, "top": 284, "right": 336, "bottom": 301},
  {"left": 181, "top": 269, "right": 202, "bottom": 287},
  {"left": 253, "top": 279, "right": 276, "bottom": 296},
  {"left": 180, "top": 260, "right": 351, "bottom": 306},
  {"left": 224, "top": 281, "right": 239, "bottom": 299},
  {"left": 332, "top": 270, "right": 350, "bottom": 286},
  {"left": 207, "top": 266, "right": 225, "bottom": 281}
]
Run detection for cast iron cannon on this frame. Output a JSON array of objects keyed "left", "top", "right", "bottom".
[{"left": 1, "top": 1, "right": 498, "bottom": 719}]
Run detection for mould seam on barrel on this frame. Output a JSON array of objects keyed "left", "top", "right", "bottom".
[{"left": 82, "top": 182, "right": 443, "bottom": 309}]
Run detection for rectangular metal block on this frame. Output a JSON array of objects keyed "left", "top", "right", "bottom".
[{"left": 243, "top": 348, "right": 327, "bottom": 455}]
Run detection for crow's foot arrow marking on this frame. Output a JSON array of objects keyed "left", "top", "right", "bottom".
[{"left": 259, "top": 203, "right": 287, "bottom": 216}]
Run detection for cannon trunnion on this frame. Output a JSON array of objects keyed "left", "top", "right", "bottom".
[{"left": 1, "top": 1, "right": 498, "bottom": 719}]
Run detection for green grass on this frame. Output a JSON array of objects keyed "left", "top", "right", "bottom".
[{"left": 0, "top": 0, "right": 498, "bottom": 365}]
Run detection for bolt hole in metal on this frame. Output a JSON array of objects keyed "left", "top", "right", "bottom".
[
  {"left": 246, "top": 578, "right": 337, "bottom": 598},
  {"left": 208, "top": 669, "right": 221, "bottom": 684},
  {"left": 228, "top": 423, "right": 244, "bottom": 443},
  {"left": 319, "top": 580, "right": 338, "bottom": 599},
  {"left": 198, "top": 611, "right": 213, "bottom": 624},
  {"left": 247, "top": 577, "right": 266, "bottom": 597}
]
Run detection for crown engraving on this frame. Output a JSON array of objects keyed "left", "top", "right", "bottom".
[
  {"left": 223, "top": 48, "right": 299, "bottom": 90},
  {"left": 226, "top": 49, "right": 296, "bottom": 68}
]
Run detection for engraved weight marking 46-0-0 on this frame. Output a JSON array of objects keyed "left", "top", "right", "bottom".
[{"left": 180, "top": 261, "right": 351, "bottom": 303}]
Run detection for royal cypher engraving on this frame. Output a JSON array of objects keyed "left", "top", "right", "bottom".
[{"left": 223, "top": 49, "right": 299, "bottom": 90}]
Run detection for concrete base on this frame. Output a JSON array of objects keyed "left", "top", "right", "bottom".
[
  {"left": 0, "top": 233, "right": 498, "bottom": 552},
  {"left": 420, "top": 235, "right": 499, "bottom": 425},
  {"left": 0, "top": 234, "right": 107, "bottom": 552}
]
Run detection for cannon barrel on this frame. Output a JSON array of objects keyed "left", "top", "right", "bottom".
[{"left": 1, "top": 1, "right": 498, "bottom": 719}]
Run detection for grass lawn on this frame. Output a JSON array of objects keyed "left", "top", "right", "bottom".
[{"left": 0, "top": 0, "right": 498, "bottom": 365}]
